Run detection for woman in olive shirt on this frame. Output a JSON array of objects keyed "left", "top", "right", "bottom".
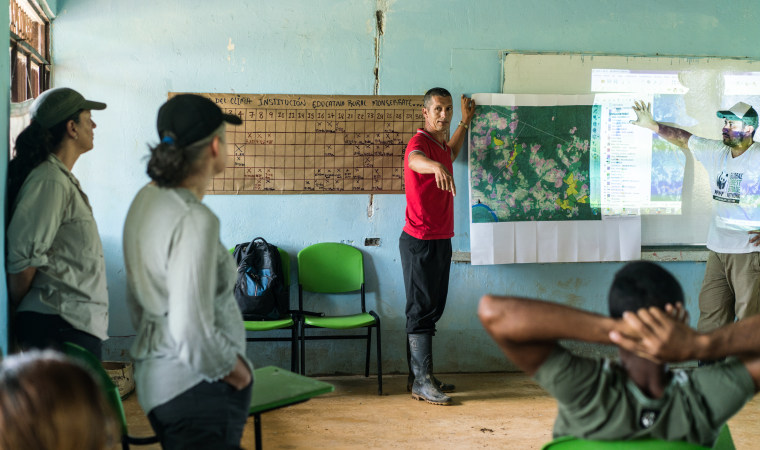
[{"left": 7, "top": 87, "right": 108, "bottom": 357}]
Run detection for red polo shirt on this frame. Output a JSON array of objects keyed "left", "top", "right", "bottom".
[{"left": 403, "top": 129, "right": 454, "bottom": 240}]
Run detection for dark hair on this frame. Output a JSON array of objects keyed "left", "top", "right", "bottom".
[
  {"left": 608, "top": 261, "right": 684, "bottom": 319},
  {"left": 0, "top": 350, "right": 118, "bottom": 450},
  {"left": 423, "top": 87, "right": 452, "bottom": 108},
  {"left": 8, "top": 112, "right": 82, "bottom": 213},
  {"left": 146, "top": 124, "right": 224, "bottom": 187}
]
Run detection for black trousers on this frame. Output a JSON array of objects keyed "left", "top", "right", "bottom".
[
  {"left": 14, "top": 311, "right": 102, "bottom": 358},
  {"left": 399, "top": 231, "right": 452, "bottom": 335},
  {"left": 148, "top": 379, "right": 253, "bottom": 450}
]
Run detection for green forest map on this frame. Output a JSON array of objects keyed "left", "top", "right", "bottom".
[{"left": 470, "top": 104, "right": 601, "bottom": 223}]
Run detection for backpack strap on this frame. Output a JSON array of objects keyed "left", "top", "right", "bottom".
[{"left": 242, "top": 237, "right": 268, "bottom": 261}]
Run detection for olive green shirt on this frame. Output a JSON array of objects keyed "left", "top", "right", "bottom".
[
  {"left": 534, "top": 345, "right": 754, "bottom": 447},
  {"left": 7, "top": 154, "right": 109, "bottom": 340}
]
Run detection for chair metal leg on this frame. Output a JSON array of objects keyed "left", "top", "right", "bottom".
[
  {"left": 253, "top": 413, "right": 263, "bottom": 450},
  {"left": 365, "top": 327, "right": 372, "bottom": 377},
  {"left": 375, "top": 322, "right": 382, "bottom": 395},
  {"left": 368, "top": 312, "right": 382, "bottom": 395},
  {"left": 290, "top": 323, "right": 298, "bottom": 373},
  {"left": 299, "top": 319, "right": 306, "bottom": 375}
]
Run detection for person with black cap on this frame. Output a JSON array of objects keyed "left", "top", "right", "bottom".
[
  {"left": 7, "top": 87, "right": 109, "bottom": 357},
  {"left": 123, "top": 94, "right": 252, "bottom": 449},
  {"left": 631, "top": 100, "right": 760, "bottom": 341}
]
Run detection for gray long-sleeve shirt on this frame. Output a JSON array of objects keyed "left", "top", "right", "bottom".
[{"left": 123, "top": 184, "right": 251, "bottom": 413}]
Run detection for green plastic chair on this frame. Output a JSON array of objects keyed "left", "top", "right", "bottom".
[
  {"left": 297, "top": 242, "right": 382, "bottom": 395},
  {"left": 231, "top": 246, "right": 299, "bottom": 372},
  {"left": 541, "top": 424, "right": 735, "bottom": 450},
  {"left": 62, "top": 342, "right": 159, "bottom": 450}
]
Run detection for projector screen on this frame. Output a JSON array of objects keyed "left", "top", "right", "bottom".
[{"left": 503, "top": 52, "right": 760, "bottom": 245}]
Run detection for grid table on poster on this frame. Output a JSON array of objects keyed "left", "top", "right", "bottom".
[{"left": 172, "top": 93, "right": 424, "bottom": 194}]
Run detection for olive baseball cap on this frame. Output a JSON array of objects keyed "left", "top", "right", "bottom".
[
  {"left": 717, "top": 102, "right": 759, "bottom": 128},
  {"left": 157, "top": 94, "right": 242, "bottom": 147},
  {"left": 31, "top": 87, "right": 107, "bottom": 128}
]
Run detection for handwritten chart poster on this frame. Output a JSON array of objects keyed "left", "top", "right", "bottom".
[{"left": 171, "top": 93, "right": 424, "bottom": 194}]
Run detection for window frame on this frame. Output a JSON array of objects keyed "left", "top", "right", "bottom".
[{"left": 10, "top": 0, "right": 52, "bottom": 103}]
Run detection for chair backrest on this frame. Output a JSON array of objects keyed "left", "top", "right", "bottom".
[
  {"left": 63, "top": 342, "right": 129, "bottom": 435},
  {"left": 541, "top": 436, "right": 708, "bottom": 449},
  {"left": 297, "top": 242, "right": 363, "bottom": 293},
  {"left": 542, "top": 423, "right": 734, "bottom": 450}
]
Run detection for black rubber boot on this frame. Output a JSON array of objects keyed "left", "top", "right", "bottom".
[
  {"left": 406, "top": 340, "right": 455, "bottom": 393},
  {"left": 408, "top": 334, "right": 451, "bottom": 405}
]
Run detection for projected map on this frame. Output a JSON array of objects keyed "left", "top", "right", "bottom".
[
  {"left": 470, "top": 105, "right": 601, "bottom": 222},
  {"left": 594, "top": 92, "right": 688, "bottom": 215},
  {"left": 650, "top": 136, "right": 686, "bottom": 202},
  {"left": 649, "top": 95, "right": 687, "bottom": 207}
]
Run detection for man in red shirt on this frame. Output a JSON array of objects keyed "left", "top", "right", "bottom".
[{"left": 400, "top": 87, "right": 475, "bottom": 405}]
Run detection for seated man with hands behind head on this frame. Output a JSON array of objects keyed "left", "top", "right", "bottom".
[{"left": 478, "top": 261, "right": 760, "bottom": 448}]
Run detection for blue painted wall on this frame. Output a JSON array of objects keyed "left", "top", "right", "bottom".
[
  {"left": 0, "top": 0, "right": 9, "bottom": 356},
  {"left": 48, "top": 0, "right": 757, "bottom": 373}
]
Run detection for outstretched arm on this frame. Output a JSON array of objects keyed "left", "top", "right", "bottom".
[
  {"left": 408, "top": 152, "right": 456, "bottom": 196},
  {"left": 631, "top": 100, "right": 692, "bottom": 149},
  {"left": 478, "top": 295, "right": 618, "bottom": 376},
  {"left": 610, "top": 307, "right": 760, "bottom": 391},
  {"left": 448, "top": 95, "right": 476, "bottom": 161}
]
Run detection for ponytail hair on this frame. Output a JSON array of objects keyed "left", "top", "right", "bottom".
[
  {"left": 146, "top": 124, "right": 225, "bottom": 187},
  {"left": 8, "top": 112, "right": 81, "bottom": 212}
]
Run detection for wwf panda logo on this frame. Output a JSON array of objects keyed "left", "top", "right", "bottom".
[{"left": 716, "top": 172, "right": 728, "bottom": 190}]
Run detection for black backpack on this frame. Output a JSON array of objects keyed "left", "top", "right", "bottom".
[{"left": 232, "top": 237, "right": 289, "bottom": 320}]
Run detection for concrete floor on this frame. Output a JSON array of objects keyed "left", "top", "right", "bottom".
[{"left": 122, "top": 372, "right": 760, "bottom": 449}]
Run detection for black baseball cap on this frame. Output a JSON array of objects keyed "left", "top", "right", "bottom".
[
  {"left": 157, "top": 94, "right": 242, "bottom": 146},
  {"left": 31, "top": 87, "right": 107, "bottom": 128}
]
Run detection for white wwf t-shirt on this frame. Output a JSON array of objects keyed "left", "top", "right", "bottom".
[{"left": 689, "top": 136, "right": 760, "bottom": 253}]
